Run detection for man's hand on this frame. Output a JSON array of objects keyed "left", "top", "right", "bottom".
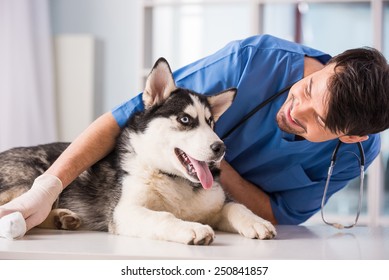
[{"left": 0, "top": 174, "right": 62, "bottom": 239}]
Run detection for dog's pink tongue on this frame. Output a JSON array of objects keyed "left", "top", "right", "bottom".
[{"left": 187, "top": 155, "right": 213, "bottom": 189}]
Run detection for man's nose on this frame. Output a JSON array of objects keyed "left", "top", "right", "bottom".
[{"left": 293, "top": 96, "right": 312, "bottom": 117}]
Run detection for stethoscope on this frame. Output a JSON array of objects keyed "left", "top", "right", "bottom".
[
  {"left": 321, "top": 140, "right": 365, "bottom": 229},
  {"left": 221, "top": 83, "right": 365, "bottom": 229}
]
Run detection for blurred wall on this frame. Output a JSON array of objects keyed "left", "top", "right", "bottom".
[{"left": 50, "top": 0, "right": 142, "bottom": 118}]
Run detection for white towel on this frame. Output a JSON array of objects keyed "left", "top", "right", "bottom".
[{"left": 0, "top": 212, "right": 27, "bottom": 240}]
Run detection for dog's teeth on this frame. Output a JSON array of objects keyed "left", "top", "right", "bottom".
[
  {"left": 186, "top": 163, "right": 196, "bottom": 176},
  {"left": 176, "top": 149, "right": 199, "bottom": 178}
]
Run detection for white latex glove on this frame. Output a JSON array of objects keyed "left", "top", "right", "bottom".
[{"left": 0, "top": 174, "right": 62, "bottom": 239}]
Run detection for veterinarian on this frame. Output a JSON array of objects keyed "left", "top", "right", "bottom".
[{"left": 1, "top": 34, "right": 388, "bottom": 235}]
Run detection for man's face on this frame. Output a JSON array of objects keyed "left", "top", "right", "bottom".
[{"left": 276, "top": 63, "right": 342, "bottom": 142}]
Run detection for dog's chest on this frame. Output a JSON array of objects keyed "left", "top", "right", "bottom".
[{"left": 121, "top": 170, "right": 226, "bottom": 223}]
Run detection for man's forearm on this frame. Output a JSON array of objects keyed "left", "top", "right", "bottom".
[
  {"left": 219, "top": 160, "right": 278, "bottom": 225},
  {"left": 46, "top": 112, "right": 121, "bottom": 188}
]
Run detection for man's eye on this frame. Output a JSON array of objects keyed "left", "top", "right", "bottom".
[{"left": 304, "top": 87, "right": 310, "bottom": 98}]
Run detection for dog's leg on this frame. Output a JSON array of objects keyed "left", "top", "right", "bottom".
[
  {"left": 213, "top": 202, "right": 276, "bottom": 239},
  {"left": 38, "top": 209, "right": 81, "bottom": 230},
  {"left": 111, "top": 206, "right": 215, "bottom": 245},
  {"left": 0, "top": 186, "right": 29, "bottom": 206}
]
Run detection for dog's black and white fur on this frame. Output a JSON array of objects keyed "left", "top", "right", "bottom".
[{"left": 0, "top": 58, "right": 276, "bottom": 245}]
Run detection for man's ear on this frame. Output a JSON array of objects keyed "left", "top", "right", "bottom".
[
  {"left": 339, "top": 135, "right": 369, "bottom": 144},
  {"left": 143, "top": 57, "right": 177, "bottom": 109},
  {"left": 207, "top": 88, "right": 237, "bottom": 122}
]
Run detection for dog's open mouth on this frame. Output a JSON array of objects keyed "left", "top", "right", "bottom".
[{"left": 174, "top": 148, "right": 213, "bottom": 189}]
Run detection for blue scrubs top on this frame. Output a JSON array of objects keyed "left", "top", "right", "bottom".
[{"left": 112, "top": 35, "right": 381, "bottom": 224}]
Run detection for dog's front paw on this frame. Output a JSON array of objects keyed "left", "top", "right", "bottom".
[
  {"left": 239, "top": 217, "right": 276, "bottom": 240},
  {"left": 53, "top": 209, "right": 81, "bottom": 230},
  {"left": 177, "top": 223, "right": 215, "bottom": 245}
]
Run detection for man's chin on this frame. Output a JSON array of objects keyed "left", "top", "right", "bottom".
[{"left": 276, "top": 112, "right": 296, "bottom": 134}]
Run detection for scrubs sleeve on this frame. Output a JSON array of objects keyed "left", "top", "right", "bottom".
[
  {"left": 111, "top": 93, "right": 144, "bottom": 128},
  {"left": 269, "top": 170, "right": 361, "bottom": 225},
  {"left": 270, "top": 163, "right": 367, "bottom": 224},
  {"left": 270, "top": 134, "right": 381, "bottom": 225}
]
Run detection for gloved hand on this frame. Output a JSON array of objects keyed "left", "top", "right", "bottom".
[{"left": 0, "top": 174, "right": 62, "bottom": 239}]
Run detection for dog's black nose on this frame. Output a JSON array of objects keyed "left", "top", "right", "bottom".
[{"left": 210, "top": 141, "right": 226, "bottom": 158}]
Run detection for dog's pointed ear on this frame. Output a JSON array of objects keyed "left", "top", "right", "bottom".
[
  {"left": 143, "top": 58, "right": 177, "bottom": 109},
  {"left": 207, "top": 88, "right": 237, "bottom": 122}
]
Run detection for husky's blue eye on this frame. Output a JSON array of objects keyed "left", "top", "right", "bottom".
[{"left": 179, "top": 115, "right": 190, "bottom": 124}]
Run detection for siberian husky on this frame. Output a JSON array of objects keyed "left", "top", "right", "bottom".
[{"left": 0, "top": 58, "right": 276, "bottom": 245}]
